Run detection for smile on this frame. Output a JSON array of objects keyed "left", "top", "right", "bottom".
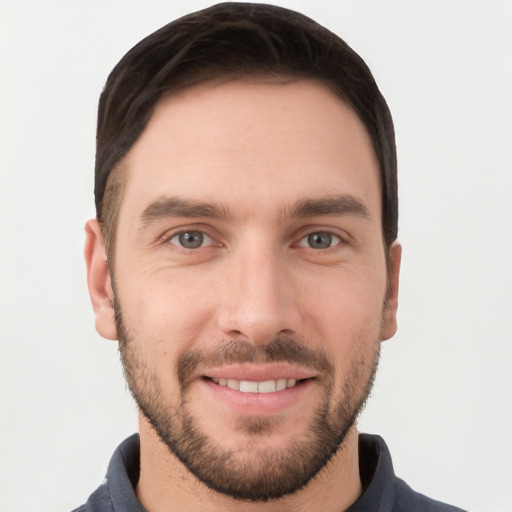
[{"left": 210, "top": 377, "right": 300, "bottom": 393}]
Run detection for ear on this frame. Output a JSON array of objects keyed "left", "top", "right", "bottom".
[
  {"left": 84, "top": 219, "right": 117, "bottom": 340},
  {"left": 380, "top": 242, "right": 402, "bottom": 341}
]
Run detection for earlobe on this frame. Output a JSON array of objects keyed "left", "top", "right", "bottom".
[
  {"left": 380, "top": 242, "right": 402, "bottom": 341},
  {"left": 84, "top": 219, "right": 118, "bottom": 340}
]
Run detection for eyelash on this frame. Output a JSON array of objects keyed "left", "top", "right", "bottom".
[
  {"left": 163, "top": 227, "right": 346, "bottom": 251},
  {"left": 161, "top": 224, "right": 218, "bottom": 251},
  {"left": 168, "top": 230, "right": 214, "bottom": 249},
  {"left": 295, "top": 231, "right": 343, "bottom": 250}
]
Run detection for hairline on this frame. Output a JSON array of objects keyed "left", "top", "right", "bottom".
[{"left": 99, "top": 74, "right": 392, "bottom": 269}]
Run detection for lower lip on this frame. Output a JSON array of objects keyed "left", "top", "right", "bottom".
[{"left": 200, "top": 378, "right": 315, "bottom": 416}]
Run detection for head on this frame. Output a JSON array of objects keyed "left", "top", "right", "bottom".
[
  {"left": 95, "top": 2, "right": 397, "bottom": 264},
  {"left": 85, "top": 2, "right": 400, "bottom": 503}
]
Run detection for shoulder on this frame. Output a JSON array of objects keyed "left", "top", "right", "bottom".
[
  {"left": 70, "top": 434, "right": 141, "bottom": 512},
  {"left": 356, "top": 434, "right": 468, "bottom": 512},
  {"left": 70, "top": 479, "right": 113, "bottom": 512},
  {"left": 394, "top": 477, "right": 467, "bottom": 512}
]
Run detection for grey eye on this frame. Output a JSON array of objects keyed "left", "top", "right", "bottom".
[
  {"left": 308, "top": 232, "right": 332, "bottom": 249},
  {"left": 170, "top": 231, "right": 211, "bottom": 249},
  {"left": 298, "top": 232, "right": 340, "bottom": 249}
]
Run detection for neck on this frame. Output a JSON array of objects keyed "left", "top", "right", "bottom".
[{"left": 136, "top": 414, "right": 363, "bottom": 512}]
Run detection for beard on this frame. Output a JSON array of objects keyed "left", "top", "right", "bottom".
[{"left": 114, "top": 295, "right": 381, "bottom": 502}]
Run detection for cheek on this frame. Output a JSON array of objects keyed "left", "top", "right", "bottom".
[
  {"left": 118, "top": 268, "right": 218, "bottom": 352},
  {"left": 301, "top": 263, "right": 387, "bottom": 326},
  {"left": 298, "top": 265, "right": 386, "bottom": 367}
]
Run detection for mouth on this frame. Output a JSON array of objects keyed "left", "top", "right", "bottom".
[
  {"left": 196, "top": 364, "right": 317, "bottom": 415},
  {"left": 206, "top": 376, "right": 307, "bottom": 394}
]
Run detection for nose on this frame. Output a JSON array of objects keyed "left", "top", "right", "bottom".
[{"left": 216, "top": 244, "right": 301, "bottom": 345}]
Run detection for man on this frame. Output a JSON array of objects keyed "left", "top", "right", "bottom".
[{"left": 78, "top": 3, "right": 465, "bottom": 511}]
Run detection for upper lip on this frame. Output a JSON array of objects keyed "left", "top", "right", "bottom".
[{"left": 200, "top": 363, "right": 317, "bottom": 382}]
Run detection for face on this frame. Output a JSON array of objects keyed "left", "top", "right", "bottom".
[{"left": 86, "top": 80, "right": 400, "bottom": 501}]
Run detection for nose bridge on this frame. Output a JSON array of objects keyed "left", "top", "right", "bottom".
[{"left": 218, "top": 240, "right": 297, "bottom": 344}]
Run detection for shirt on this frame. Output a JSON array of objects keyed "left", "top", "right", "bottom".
[{"left": 73, "top": 433, "right": 467, "bottom": 511}]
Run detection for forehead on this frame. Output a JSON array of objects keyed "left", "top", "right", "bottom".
[{"left": 119, "top": 79, "right": 381, "bottom": 222}]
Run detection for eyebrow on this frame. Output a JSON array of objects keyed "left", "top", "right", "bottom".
[
  {"left": 285, "top": 195, "right": 371, "bottom": 221},
  {"left": 139, "top": 194, "right": 371, "bottom": 227},
  {"left": 140, "top": 197, "right": 236, "bottom": 226}
]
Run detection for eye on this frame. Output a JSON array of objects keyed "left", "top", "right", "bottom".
[
  {"left": 169, "top": 231, "right": 213, "bottom": 249},
  {"left": 297, "top": 231, "right": 341, "bottom": 249}
]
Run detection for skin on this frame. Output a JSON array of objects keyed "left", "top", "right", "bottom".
[{"left": 85, "top": 80, "right": 401, "bottom": 512}]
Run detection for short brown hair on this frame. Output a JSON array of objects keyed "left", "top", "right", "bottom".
[{"left": 95, "top": 2, "right": 397, "bottom": 260}]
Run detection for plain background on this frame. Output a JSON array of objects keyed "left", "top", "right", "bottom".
[{"left": 1, "top": 1, "right": 511, "bottom": 511}]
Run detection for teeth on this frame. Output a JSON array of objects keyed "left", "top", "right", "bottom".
[
  {"left": 211, "top": 377, "right": 300, "bottom": 393},
  {"left": 287, "top": 378, "right": 296, "bottom": 388},
  {"left": 258, "top": 380, "right": 276, "bottom": 393},
  {"left": 227, "top": 379, "right": 239, "bottom": 391},
  {"left": 240, "top": 380, "right": 259, "bottom": 393},
  {"left": 276, "top": 378, "right": 287, "bottom": 391}
]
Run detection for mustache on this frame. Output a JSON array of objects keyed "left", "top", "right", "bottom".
[{"left": 177, "top": 337, "right": 334, "bottom": 390}]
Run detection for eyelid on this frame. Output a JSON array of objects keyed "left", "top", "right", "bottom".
[
  {"left": 169, "top": 231, "right": 214, "bottom": 248},
  {"left": 296, "top": 231, "right": 343, "bottom": 248},
  {"left": 156, "top": 224, "right": 350, "bottom": 250},
  {"left": 159, "top": 224, "right": 220, "bottom": 247},
  {"left": 294, "top": 223, "right": 351, "bottom": 242}
]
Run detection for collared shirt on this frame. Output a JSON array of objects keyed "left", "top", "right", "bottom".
[{"left": 73, "top": 433, "right": 467, "bottom": 512}]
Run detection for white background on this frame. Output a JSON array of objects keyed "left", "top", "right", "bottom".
[{"left": 1, "top": 1, "right": 511, "bottom": 511}]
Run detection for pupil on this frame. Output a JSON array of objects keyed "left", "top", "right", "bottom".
[
  {"left": 308, "top": 232, "right": 332, "bottom": 249},
  {"left": 179, "top": 231, "right": 203, "bottom": 249}
]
